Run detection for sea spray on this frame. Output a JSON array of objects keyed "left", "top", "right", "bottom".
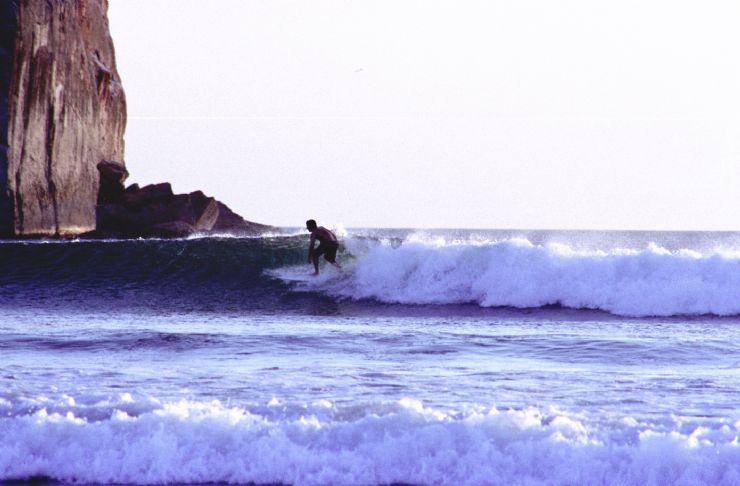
[{"left": 295, "top": 237, "right": 740, "bottom": 317}]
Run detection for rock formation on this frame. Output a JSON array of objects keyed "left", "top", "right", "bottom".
[
  {"left": 0, "top": 0, "right": 270, "bottom": 238},
  {"left": 90, "top": 160, "right": 272, "bottom": 238},
  {"left": 2, "top": 0, "right": 125, "bottom": 237}
]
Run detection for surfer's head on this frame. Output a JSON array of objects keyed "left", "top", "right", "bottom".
[{"left": 306, "top": 219, "right": 317, "bottom": 231}]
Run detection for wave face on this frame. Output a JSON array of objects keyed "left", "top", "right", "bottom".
[
  {"left": 306, "top": 237, "right": 740, "bottom": 317},
  {"left": 0, "top": 236, "right": 311, "bottom": 314},
  {"left": 3, "top": 397, "right": 740, "bottom": 486},
  {"left": 1, "top": 230, "right": 739, "bottom": 317}
]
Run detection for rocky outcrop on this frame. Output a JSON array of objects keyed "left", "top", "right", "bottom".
[
  {"left": 1, "top": 1, "right": 270, "bottom": 238},
  {"left": 2, "top": 0, "right": 126, "bottom": 237},
  {"left": 88, "top": 161, "right": 272, "bottom": 238}
]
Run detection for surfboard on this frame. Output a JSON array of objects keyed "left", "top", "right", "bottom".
[
  {"left": 276, "top": 271, "right": 317, "bottom": 283},
  {"left": 266, "top": 266, "right": 318, "bottom": 283},
  {"left": 266, "top": 265, "right": 341, "bottom": 284}
]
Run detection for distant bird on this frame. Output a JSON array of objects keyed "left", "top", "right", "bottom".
[{"left": 354, "top": 68, "right": 364, "bottom": 73}]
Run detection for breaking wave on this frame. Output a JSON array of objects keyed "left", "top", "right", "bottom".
[
  {"left": 1, "top": 232, "right": 739, "bottom": 317},
  {"left": 2, "top": 397, "right": 740, "bottom": 485},
  {"left": 291, "top": 236, "right": 740, "bottom": 317}
]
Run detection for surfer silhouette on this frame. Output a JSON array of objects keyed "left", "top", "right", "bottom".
[{"left": 306, "top": 219, "right": 341, "bottom": 275}]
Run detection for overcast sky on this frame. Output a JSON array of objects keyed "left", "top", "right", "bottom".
[{"left": 108, "top": 0, "right": 740, "bottom": 230}]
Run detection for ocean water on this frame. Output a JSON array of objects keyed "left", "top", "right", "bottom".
[{"left": 2, "top": 228, "right": 740, "bottom": 485}]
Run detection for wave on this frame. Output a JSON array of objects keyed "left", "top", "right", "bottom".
[
  {"left": 1, "top": 233, "right": 739, "bottom": 317},
  {"left": 2, "top": 397, "right": 740, "bottom": 485},
  {"left": 0, "top": 237, "right": 309, "bottom": 314},
  {"left": 291, "top": 237, "right": 740, "bottom": 317},
  {"left": 0, "top": 331, "right": 229, "bottom": 352}
]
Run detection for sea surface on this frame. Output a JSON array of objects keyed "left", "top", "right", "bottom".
[{"left": 2, "top": 228, "right": 740, "bottom": 485}]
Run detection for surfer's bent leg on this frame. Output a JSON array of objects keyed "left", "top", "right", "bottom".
[
  {"left": 325, "top": 241, "right": 341, "bottom": 268},
  {"left": 312, "top": 245, "right": 326, "bottom": 275}
]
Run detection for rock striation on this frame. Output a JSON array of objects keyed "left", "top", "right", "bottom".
[
  {"left": 1, "top": 1, "right": 270, "bottom": 238},
  {"left": 2, "top": 0, "right": 125, "bottom": 237}
]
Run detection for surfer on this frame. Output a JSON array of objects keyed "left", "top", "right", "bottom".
[{"left": 306, "top": 219, "right": 341, "bottom": 275}]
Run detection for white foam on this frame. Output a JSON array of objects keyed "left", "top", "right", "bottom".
[
  {"left": 2, "top": 398, "right": 740, "bottom": 485},
  {"left": 296, "top": 238, "right": 740, "bottom": 317}
]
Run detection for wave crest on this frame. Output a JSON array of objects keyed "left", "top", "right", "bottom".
[{"left": 302, "top": 238, "right": 740, "bottom": 317}]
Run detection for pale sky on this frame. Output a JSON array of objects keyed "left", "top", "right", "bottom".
[{"left": 108, "top": 0, "right": 740, "bottom": 230}]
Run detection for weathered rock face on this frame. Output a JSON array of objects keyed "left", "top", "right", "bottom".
[
  {"left": 91, "top": 161, "right": 273, "bottom": 238},
  {"left": 1, "top": 0, "right": 126, "bottom": 237},
  {"left": 1, "top": 1, "right": 271, "bottom": 239}
]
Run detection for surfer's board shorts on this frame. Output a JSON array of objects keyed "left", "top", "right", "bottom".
[{"left": 314, "top": 241, "right": 339, "bottom": 263}]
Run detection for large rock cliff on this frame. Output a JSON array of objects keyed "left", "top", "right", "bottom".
[
  {"left": 0, "top": 1, "right": 270, "bottom": 238},
  {"left": 2, "top": 0, "right": 125, "bottom": 237}
]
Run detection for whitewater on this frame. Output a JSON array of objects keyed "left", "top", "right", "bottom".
[
  {"left": 2, "top": 229, "right": 740, "bottom": 485},
  {"left": 288, "top": 233, "right": 740, "bottom": 317}
]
